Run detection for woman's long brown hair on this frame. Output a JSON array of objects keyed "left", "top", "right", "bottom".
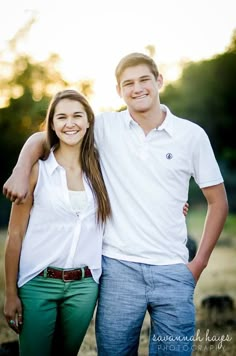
[{"left": 45, "top": 89, "right": 111, "bottom": 224}]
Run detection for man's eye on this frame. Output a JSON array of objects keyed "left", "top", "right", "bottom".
[{"left": 123, "top": 82, "right": 132, "bottom": 87}]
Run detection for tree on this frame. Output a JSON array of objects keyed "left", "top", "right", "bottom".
[
  {"left": 0, "top": 17, "right": 94, "bottom": 225},
  {"left": 160, "top": 30, "right": 236, "bottom": 210},
  {"left": 160, "top": 34, "right": 236, "bottom": 165},
  {"left": 145, "top": 45, "right": 156, "bottom": 58}
]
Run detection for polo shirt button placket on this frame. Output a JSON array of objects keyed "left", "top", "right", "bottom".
[{"left": 139, "top": 142, "right": 149, "bottom": 161}]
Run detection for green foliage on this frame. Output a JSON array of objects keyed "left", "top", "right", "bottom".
[
  {"left": 1, "top": 20, "right": 236, "bottom": 225},
  {"left": 160, "top": 32, "right": 236, "bottom": 211},
  {"left": 161, "top": 51, "right": 236, "bottom": 163},
  {"left": 0, "top": 196, "right": 11, "bottom": 226},
  {"left": 0, "top": 53, "right": 69, "bottom": 185},
  {"left": 0, "top": 19, "right": 95, "bottom": 226}
]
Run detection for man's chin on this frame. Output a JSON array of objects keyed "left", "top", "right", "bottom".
[{"left": 134, "top": 106, "right": 149, "bottom": 114}]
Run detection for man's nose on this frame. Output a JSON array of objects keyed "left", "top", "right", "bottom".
[{"left": 133, "top": 81, "right": 143, "bottom": 92}]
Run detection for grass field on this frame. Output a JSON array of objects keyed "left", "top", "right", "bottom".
[{"left": 0, "top": 209, "right": 235, "bottom": 355}]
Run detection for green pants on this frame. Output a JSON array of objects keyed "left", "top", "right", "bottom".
[{"left": 18, "top": 274, "right": 98, "bottom": 356}]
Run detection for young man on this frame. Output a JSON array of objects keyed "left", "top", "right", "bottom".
[{"left": 3, "top": 53, "right": 228, "bottom": 355}]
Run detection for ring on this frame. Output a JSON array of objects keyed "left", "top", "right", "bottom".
[{"left": 9, "top": 320, "right": 15, "bottom": 325}]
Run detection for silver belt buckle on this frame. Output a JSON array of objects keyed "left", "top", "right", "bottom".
[{"left": 62, "top": 270, "right": 73, "bottom": 282}]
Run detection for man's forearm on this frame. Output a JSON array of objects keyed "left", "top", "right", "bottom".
[
  {"left": 195, "top": 198, "right": 228, "bottom": 266},
  {"left": 3, "top": 131, "right": 46, "bottom": 203},
  {"left": 14, "top": 132, "right": 46, "bottom": 175},
  {"left": 187, "top": 183, "right": 228, "bottom": 282}
]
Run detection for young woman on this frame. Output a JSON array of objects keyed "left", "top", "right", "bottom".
[{"left": 4, "top": 89, "right": 111, "bottom": 356}]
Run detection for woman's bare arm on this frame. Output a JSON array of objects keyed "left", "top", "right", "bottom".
[
  {"left": 4, "top": 163, "right": 38, "bottom": 333},
  {"left": 3, "top": 132, "right": 46, "bottom": 204}
]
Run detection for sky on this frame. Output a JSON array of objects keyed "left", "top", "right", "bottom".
[{"left": 1, "top": 0, "right": 236, "bottom": 111}]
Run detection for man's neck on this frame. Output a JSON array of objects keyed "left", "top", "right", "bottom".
[{"left": 130, "top": 107, "right": 166, "bottom": 135}]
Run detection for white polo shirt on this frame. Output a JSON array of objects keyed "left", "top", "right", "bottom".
[
  {"left": 18, "top": 152, "right": 103, "bottom": 287},
  {"left": 94, "top": 105, "right": 223, "bottom": 265}
]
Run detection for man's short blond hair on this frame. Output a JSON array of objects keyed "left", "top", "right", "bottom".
[{"left": 115, "top": 52, "right": 159, "bottom": 85}]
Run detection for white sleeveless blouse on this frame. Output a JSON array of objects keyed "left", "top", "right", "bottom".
[{"left": 18, "top": 152, "right": 103, "bottom": 287}]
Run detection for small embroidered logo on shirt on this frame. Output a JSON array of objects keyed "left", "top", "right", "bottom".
[{"left": 166, "top": 153, "right": 173, "bottom": 160}]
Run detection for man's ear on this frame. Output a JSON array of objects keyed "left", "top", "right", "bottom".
[
  {"left": 157, "top": 74, "right": 163, "bottom": 90},
  {"left": 116, "top": 84, "right": 122, "bottom": 98}
]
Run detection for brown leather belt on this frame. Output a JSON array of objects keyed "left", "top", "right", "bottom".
[{"left": 38, "top": 266, "right": 92, "bottom": 282}]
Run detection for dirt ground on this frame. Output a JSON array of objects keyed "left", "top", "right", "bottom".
[{"left": 1, "top": 230, "right": 236, "bottom": 355}]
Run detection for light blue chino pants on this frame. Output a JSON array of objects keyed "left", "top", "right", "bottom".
[{"left": 96, "top": 257, "right": 196, "bottom": 356}]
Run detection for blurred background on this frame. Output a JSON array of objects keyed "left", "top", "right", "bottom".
[
  {"left": 0, "top": 0, "right": 235, "bottom": 222},
  {"left": 0, "top": 0, "right": 235, "bottom": 354}
]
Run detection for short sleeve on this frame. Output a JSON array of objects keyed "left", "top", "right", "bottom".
[
  {"left": 192, "top": 129, "right": 223, "bottom": 188},
  {"left": 94, "top": 113, "right": 105, "bottom": 150}
]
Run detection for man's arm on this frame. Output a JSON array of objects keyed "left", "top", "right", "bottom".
[
  {"left": 187, "top": 183, "right": 228, "bottom": 282},
  {"left": 3, "top": 132, "right": 46, "bottom": 204}
]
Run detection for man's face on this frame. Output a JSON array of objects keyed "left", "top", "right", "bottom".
[{"left": 117, "top": 64, "right": 163, "bottom": 114}]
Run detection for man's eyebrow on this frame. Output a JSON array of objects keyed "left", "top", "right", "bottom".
[
  {"left": 140, "top": 75, "right": 152, "bottom": 79},
  {"left": 122, "top": 75, "right": 152, "bottom": 84},
  {"left": 121, "top": 79, "right": 133, "bottom": 85}
]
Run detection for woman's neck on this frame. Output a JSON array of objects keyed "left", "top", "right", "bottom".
[{"left": 54, "top": 144, "right": 81, "bottom": 170}]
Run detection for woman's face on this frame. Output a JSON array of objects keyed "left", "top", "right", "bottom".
[{"left": 52, "top": 99, "right": 89, "bottom": 147}]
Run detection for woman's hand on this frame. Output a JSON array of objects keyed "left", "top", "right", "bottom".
[{"left": 4, "top": 295, "right": 23, "bottom": 334}]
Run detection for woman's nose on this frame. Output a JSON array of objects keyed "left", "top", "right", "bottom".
[{"left": 66, "top": 117, "right": 76, "bottom": 126}]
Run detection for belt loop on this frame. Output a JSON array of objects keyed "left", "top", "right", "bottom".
[
  {"left": 81, "top": 267, "right": 85, "bottom": 279},
  {"left": 43, "top": 268, "right": 48, "bottom": 278}
]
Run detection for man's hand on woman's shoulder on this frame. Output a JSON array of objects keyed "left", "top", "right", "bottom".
[{"left": 3, "top": 166, "right": 30, "bottom": 204}]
